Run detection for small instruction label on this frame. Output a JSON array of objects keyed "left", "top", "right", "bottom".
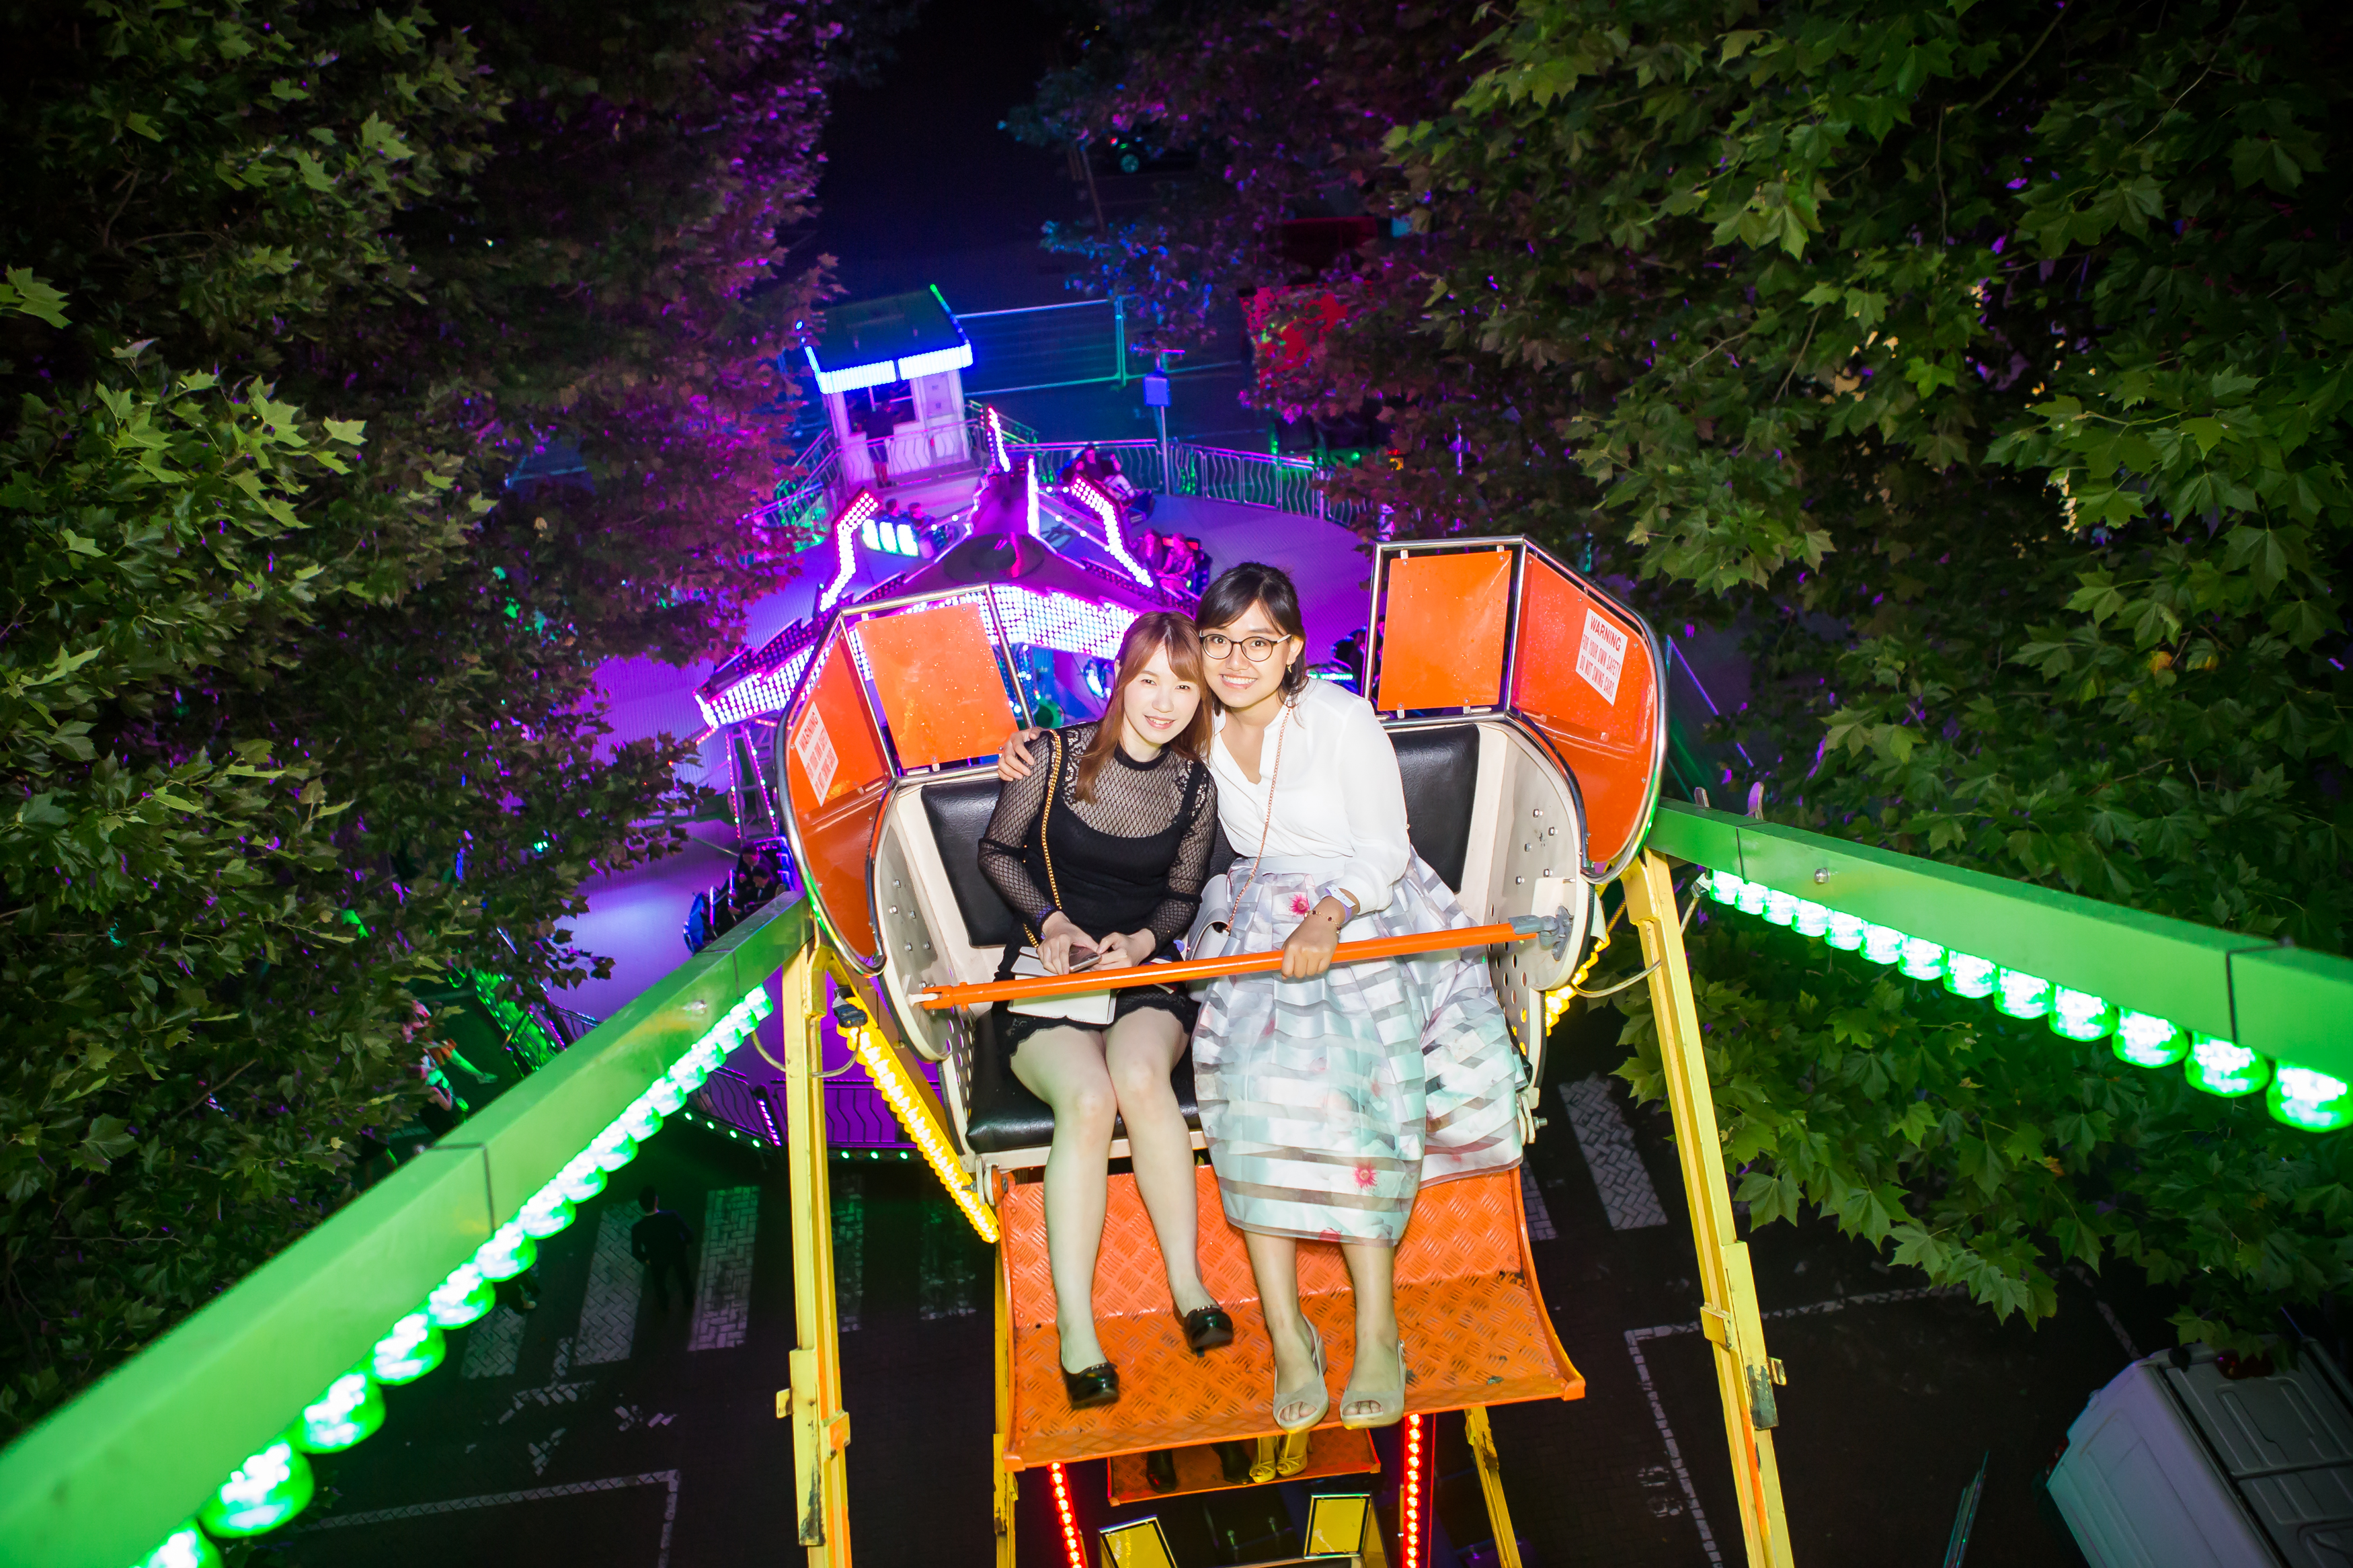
[
  {"left": 1576, "top": 610, "right": 1629, "bottom": 706},
  {"left": 793, "top": 708, "right": 839, "bottom": 802}
]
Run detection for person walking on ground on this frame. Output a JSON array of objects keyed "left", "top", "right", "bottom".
[{"left": 631, "top": 1185, "right": 696, "bottom": 1311}]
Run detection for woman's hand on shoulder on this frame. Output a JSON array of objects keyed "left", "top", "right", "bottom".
[
  {"left": 1279, "top": 898, "right": 1350, "bottom": 980},
  {"left": 996, "top": 727, "right": 1045, "bottom": 782}
]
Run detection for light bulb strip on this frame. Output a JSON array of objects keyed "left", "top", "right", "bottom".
[
  {"left": 846, "top": 1023, "right": 998, "bottom": 1243},
  {"left": 1701, "top": 871, "right": 2348, "bottom": 1130},
  {"left": 1062, "top": 474, "right": 1154, "bottom": 586},
  {"left": 1051, "top": 1462, "right": 1086, "bottom": 1568},
  {"left": 1400, "top": 1411, "right": 1425, "bottom": 1568},
  {"left": 161, "top": 982, "right": 776, "bottom": 1556}
]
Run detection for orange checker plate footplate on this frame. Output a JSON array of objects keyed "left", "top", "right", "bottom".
[{"left": 1001, "top": 1165, "right": 1583, "bottom": 1469}]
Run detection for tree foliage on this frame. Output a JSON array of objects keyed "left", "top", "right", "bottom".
[
  {"left": 1019, "top": 0, "right": 2352, "bottom": 1345},
  {"left": 0, "top": 0, "right": 844, "bottom": 1429}
]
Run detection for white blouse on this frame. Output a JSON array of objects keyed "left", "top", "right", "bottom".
[{"left": 1207, "top": 677, "right": 1412, "bottom": 915}]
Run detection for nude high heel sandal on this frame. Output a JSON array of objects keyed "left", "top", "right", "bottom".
[
  {"left": 1273, "top": 1320, "right": 1329, "bottom": 1433},
  {"left": 1339, "top": 1339, "right": 1406, "bottom": 1430}
]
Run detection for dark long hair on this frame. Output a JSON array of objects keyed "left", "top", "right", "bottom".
[
  {"left": 1195, "top": 561, "right": 1310, "bottom": 699},
  {"left": 1070, "top": 612, "right": 1213, "bottom": 801}
]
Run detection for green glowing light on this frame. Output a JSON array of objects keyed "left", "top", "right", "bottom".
[
  {"left": 1793, "top": 899, "right": 1831, "bottom": 938},
  {"left": 647, "top": 1077, "right": 687, "bottom": 1116},
  {"left": 518, "top": 1189, "right": 577, "bottom": 1239},
  {"left": 620, "top": 1098, "right": 664, "bottom": 1141},
  {"left": 1824, "top": 911, "right": 1865, "bottom": 951},
  {"left": 1942, "top": 953, "right": 1997, "bottom": 999},
  {"left": 1708, "top": 871, "right": 1746, "bottom": 905},
  {"left": 2112, "top": 1012, "right": 2187, "bottom": 1069},
  {"left": 295, "top": 1368, "right": 386, "bottom": 1454},
  {"left": 1761, "top": 889, "right": 1799, "bottom": 927},
  {"left": 1896, "top": 937, "right": 1946, "bottom": 981},
  {"left": 1860, "top": 924, "right": 1905, "bottom": 964},
  {"left": 1994, "top": 969, "right": 2052, "bottom": 1019},
  {"left": 370, "top": 1310, "right": 447, "bottom": 1383},
  {"left": 1734, "top": 879, "right": 1768, "bottom": 917},
  {"left": 474, "top": 1221, "right": 536, "bottom": 1282},
  {"left": 557, "top": 1153, "right": 608, "bottom": 1202},
  {"left": 134, "top": 1520, "right": 223, "bottom": 1568},
  {"left": 589, "top": 1127, "right": 639, "bottom": 1173},
  {"left": 425, "top": 1264, "right": 494, "bottom": 1328},
  {"left": 2048, "top": 988, "right": 2116, "bottom": 1042},
  {"left": 2268, "top": 1065, "right": 2352, "bottom": 1133},
  {"left": 197, "top": 1439, "right": 315, "bottom": 1538},
  {"left": 2184, "top": 1034, "right": 2270, "bottom": 1098}
]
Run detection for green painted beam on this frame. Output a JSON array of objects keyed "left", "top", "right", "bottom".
[
  {"left": 0, "top": 895, "right": 810, "bottom": 1568},
  {"left": 1644, "top": 800, "right": 2350, "bottom": 1079}
]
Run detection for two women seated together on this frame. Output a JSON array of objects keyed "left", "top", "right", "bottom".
[{"left": 976, "top": 562, "right": 1527, "bottom": 1431}]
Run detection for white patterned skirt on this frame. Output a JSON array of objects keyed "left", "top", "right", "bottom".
[{"left": 1192, "top": 855, "right": 1525, "bottom": 1245}]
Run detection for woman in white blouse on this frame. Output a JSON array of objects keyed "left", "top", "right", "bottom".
[{"left": 1001, "top": 563, "right": 1524, "bottom": 1434}]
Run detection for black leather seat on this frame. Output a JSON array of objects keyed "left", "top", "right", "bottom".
[{"left": 916, "top": 722, "right": 1481, "bottom": 1155}]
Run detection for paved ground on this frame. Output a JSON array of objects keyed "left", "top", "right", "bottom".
[{"left": 261, "top": 974, "right": 2180, "bottom": 1567}]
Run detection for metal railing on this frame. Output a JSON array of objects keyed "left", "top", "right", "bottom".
[
  {"left": 755, "top": 405, "right": 1042, "bottom": 547},
  {"left": 1011, "top": 438, "right": 1369, "bottom": 527}
]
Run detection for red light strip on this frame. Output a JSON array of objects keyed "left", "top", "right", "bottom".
[
  {"left": 1400, "top": 1412, "right": 1425, "bottom": 1567},
  {"left": 1049, "top": 1461, "right": 1086, "bottom": 1568}
]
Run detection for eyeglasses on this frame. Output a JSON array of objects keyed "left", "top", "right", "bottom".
[{"left": 1201, "top": 632, "right": 1291, "bottom": 663}]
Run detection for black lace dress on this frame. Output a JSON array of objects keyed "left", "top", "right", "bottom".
[{"left": 977, "top": 722, "right": 1219, "bottom": 1055}]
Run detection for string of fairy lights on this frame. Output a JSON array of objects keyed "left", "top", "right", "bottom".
[
  {"left": 134, "top": 984, "right": 774, "bottom": 1567},
  {"left": 1701, "top": 869, "right": 2350, "bottom": 1132}
]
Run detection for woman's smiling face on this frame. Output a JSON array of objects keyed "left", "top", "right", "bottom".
[
  {"left": 1119, "top": 643, "right": 1203, "bottom": 751},
  {"left": 1200, "top": 599, "right": 1299, "bottom": 713}
]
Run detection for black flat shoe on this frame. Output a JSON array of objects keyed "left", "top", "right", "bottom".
[
  {"left": 1145, "top": 1448, "right": 1178, "bottom": 1492},
  {"left": 1061, "top": 1360, "right": 1120, "bottom": 1410},
  {"left": 1179, "top": 1303, "right": 1236, "bottom": 1354},
  {"left": 1215, "top": 1440, "right": 1255, "bottom": 1486}
]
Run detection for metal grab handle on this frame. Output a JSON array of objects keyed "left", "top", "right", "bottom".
[{"left": 915, "top": 912, "right": 1575, "bottom": 1010}]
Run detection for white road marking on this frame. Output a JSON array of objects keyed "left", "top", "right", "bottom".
[
  {"left": 500, "top": 1335, "right": 594, "bottom": 1425},
  {"left": 1561, "top": 1076, "right": 1669, "bottom": 1230},
  {"left": 291, "top": 1470, "right": 680, "bottom": 1567},
  {"left": 689, "top": 1186, "right": 758, "bottom": 1351},
  {"left": 576, "top": 1206, "right": 644, "bottom": 1364}
]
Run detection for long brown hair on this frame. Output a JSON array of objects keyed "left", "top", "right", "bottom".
[{"left": 1070, "top": 612, "right": 1212, "bottom": 802}]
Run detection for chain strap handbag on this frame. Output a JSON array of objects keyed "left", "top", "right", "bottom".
[{"left": 1008, "top": 730, "right": 1118, "bottom": 1026}]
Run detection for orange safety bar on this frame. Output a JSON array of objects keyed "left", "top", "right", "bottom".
[{"left": 916, "top": 919, "right": 1566, "bottom": 1009}]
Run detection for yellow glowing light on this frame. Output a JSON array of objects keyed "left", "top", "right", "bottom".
[{"left": 847, "top": 1024, "right": 997, "bottom": 1243}]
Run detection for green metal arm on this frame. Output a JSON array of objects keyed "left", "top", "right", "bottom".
[
  {"left": 0, "top": 898, "right": 810, "bottom": 1568},
  {"left": 1646, "top": 800, "right": 2350, "bottom": 1083}
]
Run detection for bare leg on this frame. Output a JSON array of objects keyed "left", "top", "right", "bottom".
[
  {"left": 1010, "top": 1025, "right": 1117, "bottom": 1372},
  {"left": 1242, "top": 1230, "right": 1323, "bottom": 1426},
  {"left": 1339, "top": 1241, "right": 1401, "bottom": 1419},
  {"left": 1103, "top": 1007, "right": 1214, "bottom": 1317}
]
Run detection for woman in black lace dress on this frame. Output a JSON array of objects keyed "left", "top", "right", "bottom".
[{"left": 978, "top": 612, "right": 1233, "bottom": 1409}]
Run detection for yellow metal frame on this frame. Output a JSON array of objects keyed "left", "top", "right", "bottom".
[
  {"left": 780, "top": 946, "right": 854, "bottom": 1563},
  {"left": 1622, "top": 851, "right": 1794, "bottom": 1567}
]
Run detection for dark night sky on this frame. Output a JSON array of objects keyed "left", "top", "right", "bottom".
[{"left": 809, "top": 0, "right": 1088, "bottom": 313}]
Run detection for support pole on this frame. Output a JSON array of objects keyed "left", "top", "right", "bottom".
[
  {"left": 780, "top": 944, "right": 853, "bottom": 1564},
  {"left": 1620, "top": 851, "right": 1794, "bottom": 1568},
  {"left": 993, "top": 1183, "right": 1019, "bottom": 1568},
  {"left": 1463, "top": 1408, "right": 1523, "bottom": 1568}
]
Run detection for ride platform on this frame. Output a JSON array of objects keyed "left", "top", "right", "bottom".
[{"left": 999, "top": 1164, "right": 1583, "bottom": 1469}]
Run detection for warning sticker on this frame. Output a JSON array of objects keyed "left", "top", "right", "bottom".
[
  {"left": 1575, "top": 610, "right": 1629, "bottom": 706},
  {"left": 793, "top": 708, "right": 839, "bottom": 803}
]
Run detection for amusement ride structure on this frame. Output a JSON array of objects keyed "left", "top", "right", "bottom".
[{"left": 6, "top": 295, "right": 2350, "bottom": 1568}]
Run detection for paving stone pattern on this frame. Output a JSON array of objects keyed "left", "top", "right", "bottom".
[
  {"left": 576, "top": 1206, "right": 645, "bottom": 1364},
  {"left": 688, "top": 1186, "right": 759, "bottom": 1351},
  {"left": 832, "top": 1166, "right": 864, "bottom": 1332},
  {"left": 1520, "top": 1164, "right": 1557, "bottom": 1241},
  {"left": 463, "top": 1305, "right": 528, "bottom": 1378},
  {"left": 918, "top": 1197, "right": 980, "bottom": 1320},
  {"left": 1562, "top": 1073, "right": 1670, "bottom": 1230}
]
